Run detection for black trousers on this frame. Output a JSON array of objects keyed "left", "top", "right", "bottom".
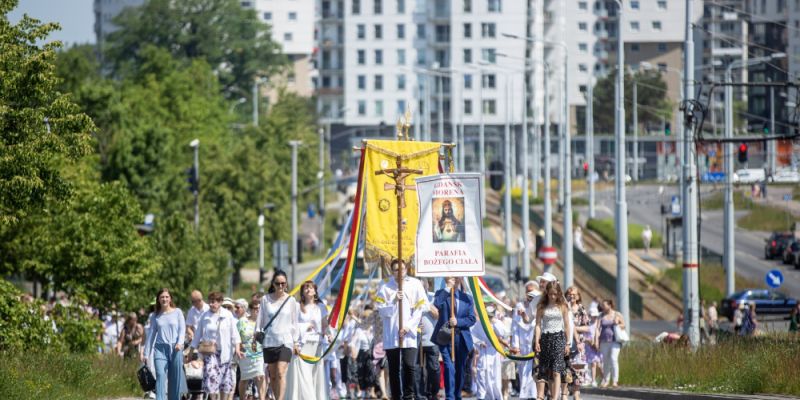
[
  {"left": 386, "top": 347, "right": 418, "bottom": 400},
  {"left": 416, "top": 346, "right": 440, "bottom": 400}
]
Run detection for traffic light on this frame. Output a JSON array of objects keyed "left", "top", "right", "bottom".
[
  {"left": 762, "top": 123, "right": 770, "bottom": 135},
  {"left": 738, "top": 143, "right": 748, "bottom": 163},
  {"left": 186, "top": 166, "right": 198, "bottom": 193},
  {"left": 583, "top": 162, "right": 589, "bottom": 177},
  {"left": 489, "top": 160, "right": 504, "bottom": 191},
  {"left": 665, "top": 122, "right": 671, "bottom": 136}
]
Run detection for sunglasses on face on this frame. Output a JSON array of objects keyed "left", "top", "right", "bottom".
[{"left": 274, "top": 281, "right": 287, "bottom": 287}]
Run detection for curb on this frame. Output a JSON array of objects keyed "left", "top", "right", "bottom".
[{"left": 582, "top": 387, "right": 800, "bottom": 400}]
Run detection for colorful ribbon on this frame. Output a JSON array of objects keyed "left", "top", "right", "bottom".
[{"left": 468, "top": 277, "right": 536, "bottom": 360}]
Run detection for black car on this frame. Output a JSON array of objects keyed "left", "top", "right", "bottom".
[
  {"left": 765, "top": 232, "right": 794, "bottom": 259},
  {"left": 720, "top": 289, "right": 798, "bottom": 321},
  {"left": 782, "top": 240, "right": 800, "bottom": 265}
]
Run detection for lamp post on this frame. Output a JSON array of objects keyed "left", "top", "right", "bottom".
[
  {"left": 587, "top": 75, "right": 596, "bottom": 219},
  {"left": 252, "top": 77, "right": 268, "bottom": 126},
  {"left": 318, "top": 127, "right": 326, "bottom": 254},
  {"left": 613, "top": 0, "right": 630, "bottom": 328},
  {"left": 189, "top": 139, "right": 200, "bottom": 231},
  {"left": 289, "top": 140, "right": 302, "bottom": 286}
]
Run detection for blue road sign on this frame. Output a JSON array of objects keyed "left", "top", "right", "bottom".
[
  {"left": 671, "top": 195, "right": 681, "bottom": 216},
  {"left": 784, "top": 194, "right": 792, "bottom": 201},
  {"left": 766, "top": 269, "right": 784, "bottom": 289}
]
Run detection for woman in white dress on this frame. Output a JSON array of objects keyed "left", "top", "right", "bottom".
[
  {"left": 256, "top": 270, "right": 300, "bottom": 400},
  {"left": 286, "top": 280, "right": 328, "bottom": 400}
]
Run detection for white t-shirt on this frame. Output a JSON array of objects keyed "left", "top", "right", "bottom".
[{"left": 186, "top": 302, "right": 209, "bottom": 329}]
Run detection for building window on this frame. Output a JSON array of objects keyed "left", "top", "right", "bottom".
[
  {"left": 657, "top": 62, "right": 667, "bottom": 72},
  {"left": 417, "top": 23, "right": 426, "bottom": 39},
  {"left": 358, "top": 100, "right": 366, "bottom": 116},
  {"left": 263, "top": 12, "right": 272, "bottom": 20},
  {"left": 481, "top": 23, "right": 496, "bottom": 38},
  {"left": 657, "top": 0, "right": 667, "bottom": 9},
  {"left": 630, "top": 1, "right": 639, "bottom": 9},
  {"left": 483, "top": 99, "right": 497, "bottom": 115},
  {"left": 464, "top": 0, "right": 472, "bottom": 12},
  {"left": 284, "top": 32, "right": 293, "bottom": 41},
  {"left": 417, "top": 50, "right": 426, "bottom": 65},
  {"left": 397, "top": 74, "right": 406, "bottom": 90},
  {"left": 579, "top": 1, "right": 587, "bottom": 10},
  {"left": 482, "top": 73, "right": 496, "bottom": 89},
  {"left": 397, "top": 23, "right": 405, "bottom": 39},
  {"left": 288, "top": 12, "right": 297, "bottom": 20},
  {"left": 352, "top": 0, "right": 360, "bottom": 14},
  {"left": 464, "top": 99, "right": 473, "bottom": 115},
  {"left": 657, "top": 42, "right": 667, "bottom": 52},
  {"left": 579, "top": 64, "right": 588, "bottom": 72},
  {"left": 397, "top": 0, "right": 405, "bottom": 13},
  {"left": 375, "top": 49, "right": 383, "bottom": 65},
  {"left": 463, "top": 48, "right": 472, "bottom": 63},
  {"left": 374, "top": 0, "right": 382, "bottom": 14},
  {"left": 631, "top": 43, "right": 640, "bottom": 51},
  {"left": 375, "top": 75, "right": 383, "bottom": 90},
  {"left": 241, "top": 1, "right": 252, "bottom": 7},
  {"left": 357, "top": 24, "right": 366, "bottom": 39},
  {"left": 357, "top": 50, "right": 366, "bottom": 65},
  {"left": 464, "top": 74, "right": 473, "bottom": 89},
  {"left": 397, "top": 49, "right": 406, "bottom": 64},
  {"left": 464, "top": 23, "right": 472, "bottom": 38},
  {"left": 435, "top": 24, "right": 450, "bottom": 42},
  {"left": 357, "top": 75, "right": 366, "bottom": 89},
  {"left": 652, "top": 21, "right": 662, "bottom": 30},
  {"left": 374, "top": 24, "right": 383, "bottom": 39},
  {"left": 578, "top": 43, "right": 588, "bottom": 52},
  {"left": 578, "top": 22, "right": 587, "bottom": 31},
  {"left": 397, "top": 100, "right": 406, "bottom": 114},
  {"left": 375, "top": 100, "right": 383, "bottom": 116},
  {"left": 630, "top": 21, "right": 639, "bottom": 31},
  {"left": 481, "top": 48, "right": 496, "bottom": 63},
  {"left": 488, "top": 0, "right": 501, "bottom": 12}
]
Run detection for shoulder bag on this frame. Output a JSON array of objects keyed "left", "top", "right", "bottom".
[
  {"left": 613, "top": 312, "right": 630, "bottom": 343},
  {"left": 137, "top": 363, "right": 156, "bottom": 392},
  {"left": 198, "top": 315, "right": 222, "bottom": 355},
  {"left": 253, "top": 295, "right": 292, "bottom": 344}
]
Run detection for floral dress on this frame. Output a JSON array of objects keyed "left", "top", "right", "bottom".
[{"left": 567, "top": 304, "right": 590, "bottom": 387}]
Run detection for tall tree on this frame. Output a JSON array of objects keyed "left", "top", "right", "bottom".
[
  {"left": 0, "top": 2, "right": 93, "bottom": 225},
  {"left": 105, "top": 0, "right": 287, "bottom": 97},
  {"left": 591, "top": 68, "right": 673, "bottom": 134}
]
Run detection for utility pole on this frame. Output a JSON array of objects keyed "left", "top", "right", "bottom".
[
  {"left": 633, "top": 80, "right": 639, "bottom": 182},
  {"left": 190, "top": 139, "right": 200, "bottom": 231},
  {"left": 522, "top": 70, "right": 531, "bottom": 282},
  {"left": 479, "top": 67, "right": 486, "bottom": 216},
  {"left": 504, "top": 75, "right": 513, "bottom": 257},
  {"left": 588, "top": 76, "right": 596, "bottom": 219},
  {"left": 319, "top": 126, "right": 326, "bottom": 253},
  {"left": 682, "top": 0, "right": 700, "bottom": 348},
  {"left": 258, "top": 214, "right": 265, "bottom": 286},
  {"left": 438, "top": 70, "right": 444, "bottom": 143},
  {"left": 769, "top": 84, "right": 776, "bottom": 175},
  {"left": 614, "top": 0, "right": 630, "bottom": 329},
  {"left": 289, "top": 140, "right": 302, "bottom": 286},
  {"left": 562, "top": 45, "right": 573, "bottom": 286},
  {"left": 543, "top": 69, "right": 553, "bottom": 257},
  {"left": 724, "top": 65, "right": 735, "bottom": 298}
]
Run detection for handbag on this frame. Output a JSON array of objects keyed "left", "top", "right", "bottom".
[
  {"left": 198, "top": 314, "right": 222, "bottom": 355},
  {"left": 613, "top": 313, "right": 629, "bottom": 343},
  {"left": 137, "top": 364, "right": 156, "bottom": 392},
  {"left": 254, "top": 295, "right": 292, "bottom": 344}
]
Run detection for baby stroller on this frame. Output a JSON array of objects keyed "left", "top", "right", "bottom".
[{"left": 183, "top": 352, "right": 205, "bottom": 400}]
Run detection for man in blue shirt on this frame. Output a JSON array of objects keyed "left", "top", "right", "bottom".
[{"left": 432, "top": 277, "right": 476, "bottom": 400}]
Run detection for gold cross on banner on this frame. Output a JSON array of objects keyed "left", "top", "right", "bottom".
[{"left": 375, "top": 158, "right": 423, "bottom": 209}]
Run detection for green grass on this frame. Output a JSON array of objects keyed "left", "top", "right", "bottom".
[
  {"left": 793, "top": 185, "right": 800, "bottom": 201},
  {"left": 484, "top": 241, "right": 505, "bottom": 265},
  {"left": 620, "top": 336, "right": 800, "bottom": 396},
  {"left": 659, "top": 262, "right": 761, "bottom": 304},
  {"left": 0, "top": 352, "right": 140, "bottom": 399},
  {"left": 586, "top": 218, "right": 662, "bottom": 249},
  {"left": 702, "top": 189, "right": 797, "bottom": 232},
  {"left": 701, "top": 190, "right": 753, "bottom": 210}
]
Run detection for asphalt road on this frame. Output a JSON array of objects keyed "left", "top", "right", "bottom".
[{"left": 576, "top": 184, "right": 800, "bottom": 299}]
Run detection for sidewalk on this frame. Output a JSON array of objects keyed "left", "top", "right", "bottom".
[{"left": 584, "top": 387, "right": 800, "bottom": 400}]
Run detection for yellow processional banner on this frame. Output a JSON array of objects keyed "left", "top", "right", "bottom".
[{"left": 363, "top": 140, "right": 441, "bottom": 264}]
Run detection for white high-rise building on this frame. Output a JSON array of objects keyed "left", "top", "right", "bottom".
[{"left": 93, "top": 0, "right": 145, "bottom": 54}]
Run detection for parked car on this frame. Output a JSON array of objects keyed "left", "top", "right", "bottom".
[
  {"left": 765, "top": 232, "right": 795, "bottom": 259},
  {"left": 768, "top": 169, "right": 800, "bottom": 183},
  {"left": 733, "top": 168, "right": 766, "bottom": 184},
  {"left": 782, "top": 240, "right": 800, "bottom": 265},
  {"left": 720, "top": 289, "right": 798, "bottom": 321}
]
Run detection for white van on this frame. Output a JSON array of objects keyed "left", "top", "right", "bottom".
[{"left": 732, "top": 168, "right": 766, "bottom": 184}]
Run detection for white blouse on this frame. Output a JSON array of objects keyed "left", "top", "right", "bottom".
[
  {"left": 256, "top": 294, "right": 300, "bottom": 349},
  {"left": 297, "top": 302, "right": 328, "bottom": 343},
  {"left": 190, "top": 308, "right": 241, "bottom": 364}
]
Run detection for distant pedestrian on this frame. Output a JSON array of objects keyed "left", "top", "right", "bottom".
[
  {"left": 707, "top": 301, "right": 719, "bottom": 337},
  {"left": 733, "top": 303, "right": 745, "bottom": 334},
  {"left": 574, "top": 226, "right": 585, "bottom": 252},
  {"left": 593, "top": 299, "right": 625, "bottom": 388},
  {"left": 739, "top": 303, "right": 758, "bottom": 337},
  {"left": 143, "top": 288, "right": 188, "bottom": 400},
  {"left": 641, "top": 225, "right": 653, "bottom": 253},
  {"left": 117, "top": 312, "right": 144, "bottom": 359},
  {"left": 790, "top": 303, "right": 800, "bottom": 333}
]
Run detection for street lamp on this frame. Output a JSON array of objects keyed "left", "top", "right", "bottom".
[
  {"left": 189, "top": 139, "right": 200, "bottom": 230},
  {"left": 253, "top": 77, "right": 269, "bottom": 126},
  {"left": 259, "top": 203, "right": 276, "bottom": 287},
  {"left": 289, "top": 140, "right": 302, "bottom": 286},
  {"left": 229, "top": 97, "right": 247, "bottom": 115}
]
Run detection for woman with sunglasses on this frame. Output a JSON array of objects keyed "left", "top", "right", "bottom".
[{"left": 256, "top": 270, "right": 300, "bottom": 400}]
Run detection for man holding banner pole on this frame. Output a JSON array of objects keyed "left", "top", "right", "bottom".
[{"left": 433, "top": 277, "right": 476, "bottom": 400}]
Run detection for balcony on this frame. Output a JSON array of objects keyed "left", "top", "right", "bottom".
[
  {"left": 320, "top": 10, "right": 344, "bottom": 21},
  {"left": 594, "top": 8, "right": 608, "bottom": 19},
  {"left": 596, "top": 30, "right": 609, "bottom": 41},
  {"left": 316, "top": 87, "right": 344, "bottom": 96},
  {"left": 320, "top": 38, "right": 343, "bottom": 49},
  {"left": 596, "top": 50, "right": 609, "bottom": 60}
]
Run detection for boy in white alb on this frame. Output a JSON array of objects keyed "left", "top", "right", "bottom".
[{"left": 375, "top": 260, "right": 428, "bottom": 400}]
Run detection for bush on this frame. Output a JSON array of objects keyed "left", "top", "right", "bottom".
[
  {"left": 586, "top": 218, "right": 662, "bottom": 249},
  {"left": 484, "top": 241, "right": 505, "bottom": 265},
  {"left": 620, "top": 336, "right": 800, "bottom": 396},
  {"left": 0, "top": 351, "right": 139, "bottom": 399},
  {"left": 509, "top": 187, "right": 545, "bottom": 205}
]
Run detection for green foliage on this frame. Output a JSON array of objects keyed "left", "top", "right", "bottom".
[
  {"left": 0, "top": 2, "right": 93, "bottom": 225},
  {"left": 105, "top": 0, "right": 287, "bottom": 96},
  {"left": 592, "top": 68, "right": 673, "bottom": 134},
  {"left": 701, "top": 190, "right": 752, "bottom": 210},
  {"left": 659, "top": 262, "right": 760, "bottom": 304},
  {"left": 620, "top": 336, "right": 800, "bottom": 395},
  {"left": 704, "top": 189, "right": 798, "bottom": 232},
  {"left": 586, "top": 218, "right": 663, "bottom": 249},
  {"left": 484, "top": 241, "right": 505, "bottom": 265},
  {"left": 0, "top": 351, "right": 140, "bottom": 399}
]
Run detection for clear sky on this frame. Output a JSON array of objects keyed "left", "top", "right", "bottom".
[{"left": 8, "top": 0, "right": 96, "bottom": 45}]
